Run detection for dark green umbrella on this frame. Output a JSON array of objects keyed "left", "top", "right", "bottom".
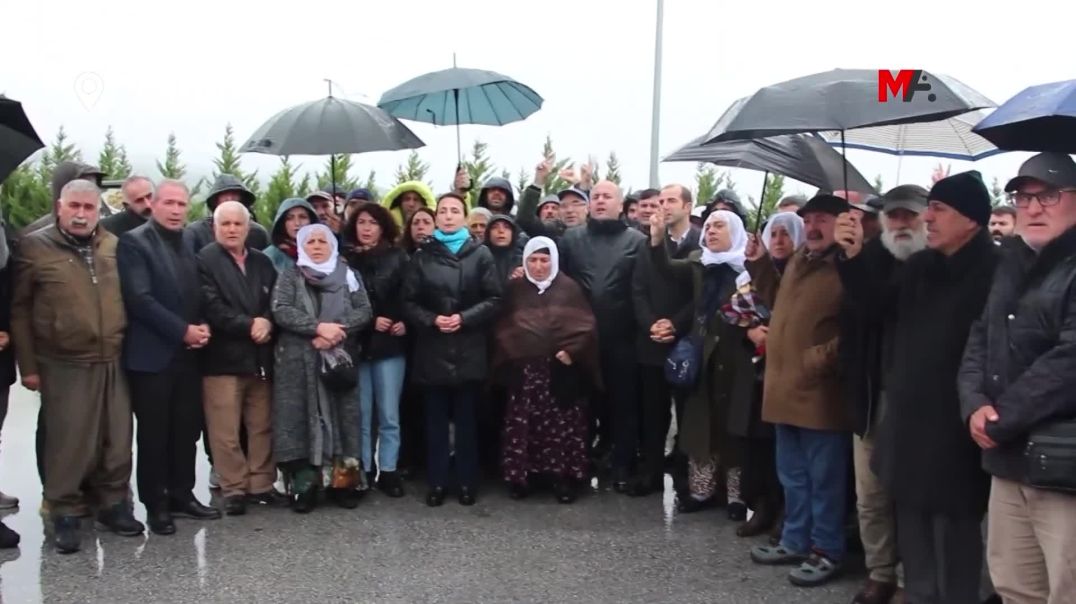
[{"left": 0, "top": 95, "right": 45, "bottom": 183}]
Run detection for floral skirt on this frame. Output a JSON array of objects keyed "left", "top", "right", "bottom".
[{"left": 501, "top": 359, "right": 589, "bottom": 485}]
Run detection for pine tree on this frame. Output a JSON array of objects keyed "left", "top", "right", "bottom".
[
  {"left": 693, "top": 163, "right": 724, "bottom": 207},
  {"left": 211, "top": 123, "right": 260, "bottom": 196},
  {"left": 516, "top": 167, "right": 530, "bottom": 199},
  {"left": 362, "top": 169, "right": 378, "bottom": 198},
  {"left": 38, "top": 126, "right": 83, "bottom": 182},
  {"left": 97, "top": 126, "right": 131, "bottom": 179},
  {"left": 393, "top": 150, "right": 431, "bottom": 185},
  {"left": 541, "top": 135, "right": 574, "bottom": 195},
  {"left": 256, "top": 156, "right": 298, "bottom": 228},
  {"left": 461, "top": 140, "right": 496, "bottom": 194},
  {"left": 604, "top": 151, "right": 622, "bottom": 185},
  {"left": 296, "top": 172, "right": 312, "bottom": 197},
  {"left": 746, "top": 173, "right": 785, "bottom": 231},
  {"left": 318, "top": 154, "right": 357, "bottom": 191},
  {"left": 990, "top": 176, "right": 1006, "bottom": 207},
  {"left": 156, "top": 132, "right": 186, "bottom": 180},
  {"left": 0, "top": 163, "right": 52, "bottom": 229}
]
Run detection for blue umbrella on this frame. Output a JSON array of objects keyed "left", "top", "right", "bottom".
[
  {"left": 973, "top": 79, "right": 1076, "bottom": 153},
  {"left": 378, "top": 65, "right": 543, "bottom": 162}
]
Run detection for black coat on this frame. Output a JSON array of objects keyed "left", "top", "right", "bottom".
[
  {"left": 401, "top": 238, "right": 502, "bottom": 386},
  {"left": 847, "top": 230, "right": 998, "bottom": 515},
  {"left": 632, "top": 225, "right": 700, "bottom": 366},
  {"left": 485, "top": 216, "right": 529, "bottom": 285},
  {"left": 836, "top": 237, "right": 904, "bottom": 435},
  {"left": 559, "top": 219, "right": 647, "bottom": 349},
  {"left": 344, "top": 245, "right": 409, "bottom": 361},
  {"left": 0, "top": 264, "right": 15, "bottom": 388},
  {"left": 196, "top": 243, "right": 276, "bottom": 377},
  {"left": 99, "top": 208, "right": 147, "bottom": 238},
  {"left": 184, "top": 216, "right": 270, "bottom": 256},
  {"left": 959, "top": 228, "right": 1076, "bottom": 484}
]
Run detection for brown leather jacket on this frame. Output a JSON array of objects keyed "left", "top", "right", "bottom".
[{"left": 11, "top": 225, "right": 126, "bottom": 375}]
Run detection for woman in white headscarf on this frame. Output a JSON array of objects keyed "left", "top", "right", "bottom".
[
  {"left": 648, "top": 209, "right": 758, "bottom": 515},
  {"left": 271, "top": 223, "right": 372, "bottom": 513},
  {"left": 761, "top": 212, "right": 806, "bottom": 274},
  {"left": 491, "top": 237, "right": 599, "bottom": 504}
]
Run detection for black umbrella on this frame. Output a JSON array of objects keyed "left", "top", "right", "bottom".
[
  {"left": 240, "top": 88, "right": 425, "bottom": 193},
  {"left": 702, "top": 70, "right": 994, "bottom": 191},
  {"left": 972, "top": 79, "right": 1076, "bottom": 153},
  {"left": 0, "top": 95, "right": 45, "bottom": 183}
]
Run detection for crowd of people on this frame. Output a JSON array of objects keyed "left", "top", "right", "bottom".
[{"left": 0, "top": 147, "right": 1072, "bottom": 604}]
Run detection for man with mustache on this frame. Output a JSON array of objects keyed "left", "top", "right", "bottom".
[
  {"left": 834, "top": 184, "right": 928, "bottom": 604},
  {"left": 100, "top": 175, "right": 154, "bottom": 237},
  {"left": 988, "top": 206, "right": 1016, "bottom": 243},
  {"left": 841, "top": 171, "right": 999, "bottom": 604},
  {"left": 747, "top": 194, "right": 852, "bottom": 587},
  {"left": 11, "top": 179, "right": 144, "bottom": 553}
]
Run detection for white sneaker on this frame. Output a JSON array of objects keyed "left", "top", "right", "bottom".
[
  {"left": 0, "top": 491, "right": 17, "bottom": 509},
  {"left": 208, "top": 468, "right": 220, "bottom": 490}
]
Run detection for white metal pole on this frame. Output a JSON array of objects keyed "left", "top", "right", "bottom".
[{"left": 648, "top": 0, "right": 664, "bottom": 188}]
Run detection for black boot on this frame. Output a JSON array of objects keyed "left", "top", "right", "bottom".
[
  {"left": 728, "top": 501, "right": 748, "bottom": 522},
  {"left": 426, "top": 487, "right": 445, "bottom": 507},
  {"left": 737, "top": 501, "right": 776, "bottom": 538},
  {"left": 96, "top": 502, "right": 145, "bottom": 536},
  {"left": 291, "top": 488, "right": 317, "bottom": 514},
  {"left": 626, "top": 474, "right": 664, "bottom": 497},
  {"left": 328, "top": 488, "right": 362, "bottom": 509},
  {"left": 458, "top": 486, "right": 477, "bottom": 506},
  {"left": 147, "top": 508, "right": 176, "bottom": 535},
  {"left": 53, "top": 516, "right": 81, "bottom": 554},
  {"left": 0, "top": 521, "right": 18, "bottom": 549},
  {"left": 224, "top": 495, "right": 247, "bottom": 516}
]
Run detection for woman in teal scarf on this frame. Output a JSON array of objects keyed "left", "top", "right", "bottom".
[{"left": 401, "top": 193, "right": 502, "bottom": 507}]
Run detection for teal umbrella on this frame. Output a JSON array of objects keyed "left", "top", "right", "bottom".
[{"left": 378, "top": 64, "right": 543, "bottom": 162}]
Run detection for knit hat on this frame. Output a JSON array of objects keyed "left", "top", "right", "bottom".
[
  {"left": 928, "top": 170, "right": 991, "bottom": 226},
  {"left": 348, "top": 188, "right": 374, "bottom": 202}
]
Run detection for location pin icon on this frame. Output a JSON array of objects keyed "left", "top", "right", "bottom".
[{"left": 74, "top": 72, "right": 104, "bottom": 110}]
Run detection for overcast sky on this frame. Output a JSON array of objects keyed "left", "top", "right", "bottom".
[{"left": 2, "top": 0, "right": 1071, "bottom": 200}]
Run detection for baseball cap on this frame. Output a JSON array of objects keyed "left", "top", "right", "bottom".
[
  {"left": 1004, "top": 152, "right": 1076, "bottom": 192},
  {"left": 557, "top": 187, "right": 589, "bottom": 204},
  {"left": 305, "top": 191, "right": 333, "bottom": 204},
  {"left": 881, "top": 184, "right": 929, "bottom": 214},
  {"left": 347, "top": 188, "right": 374, "bottom": 202},
  {"left": 797, "top": 194, "right": 850, "bottom": 218},
  {"left": 537, "top": 193, "right": 561, "bottom": 208}
]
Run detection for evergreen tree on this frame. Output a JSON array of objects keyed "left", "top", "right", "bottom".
[
  {"left": 156, "top": 132, "right": 186, "bottom": 180},
  {"left": 746, "top": 173, "right": 785, "bottom": 231},
  {"left": 362, "top": 169, "right": 378, "bottom": 198},
  {"left": 516, "top": 167, "right": 530, "bottom": 199},
  {"left": 990, "top": 176, "right": 1006, "bottom": 207},
  {"left": 541, "top": 135, "right": 574, "bottom": 195},
  {"left": 604, "top": 151, "right": 623, "bottom": 185},
  {"left": 693, "top": 163, "right": 724, "bottom": 207},
  {"left": 211, "top": 123, "right": 260, "bottom": 196},
  {"left": 393, "top": 150, "right": 431, "bottom": 185},
  {"left": 97, "top": 126, "right": 131, "bottom": 179},
  {"left": 38, "top": 126, "right": 83, "bottom": 182},
  {"left": 257, "top": 156, "right": 297, "bottom": 228},
  {"left": 461, "top": 140, "right": 495, "bottom": 194},
  {"left": 0, "top": 163, "right": 52, "bottom": 229},
  {"left": 296, "top": 172, "right": 312, "bottom": 197},
  {"left": 318, "top": 154, "right": 357, "bottom": 191}
]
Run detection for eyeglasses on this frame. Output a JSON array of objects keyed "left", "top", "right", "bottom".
[{"left": 1008, "top": 189, "right": 1076, "bottom": 208}]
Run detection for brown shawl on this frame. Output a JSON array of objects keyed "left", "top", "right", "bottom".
[{"left": 492, "top": 274, "right": 602, "bottom": 393}]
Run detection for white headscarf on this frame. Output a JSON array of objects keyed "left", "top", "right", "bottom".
[
  {"left": 522, "top": 236, "right": 560, "bottom": 295},
  {"left": 699, "top": 210, "right": 747, "bottom": 272},
  {"left": 762, "top": 211, "right": 806, "bottom": 253},
  {"left": 296, "top": 223, "right": 360, "bottom": 292}
]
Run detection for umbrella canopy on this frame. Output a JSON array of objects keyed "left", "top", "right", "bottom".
[
  {"left": 704, "top": 69, "right": 995, "bottom": 144},
  {"left": 972, "top": 79, "right": 1076, "bottom": 153},
  {"left": 664, "top": 133, "right": 876, "bottom": 194},
  {"left": 240, "top": 96, "right": 425, "bottom": 156},
  {"left": 816, "top": 111, "right": 1002, "bottom": 161},
  {"left": 378, "top": 67, "right": 543, "bottom": 127},
  {"left": 0, "top": 96, "right": 45, "bottom": 183}
]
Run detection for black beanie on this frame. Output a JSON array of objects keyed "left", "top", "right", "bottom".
[{"left": 928, "top": 170, "right": 991, "bottom": 226}]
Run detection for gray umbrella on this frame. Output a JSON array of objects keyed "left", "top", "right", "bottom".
[{"left": 240, "top": 95, "right": 425, "bottom": 156}]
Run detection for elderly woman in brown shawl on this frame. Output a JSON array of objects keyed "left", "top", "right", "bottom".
[{"left": 493, "top": 236, "right": 599, "bottom": 504}]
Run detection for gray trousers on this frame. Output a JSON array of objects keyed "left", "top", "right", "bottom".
[{"left": 896, "top": 505, "right": 984, "bottom": 604}]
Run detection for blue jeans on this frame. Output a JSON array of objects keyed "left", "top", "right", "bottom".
[
  {"left": 775, "top": 423, "right": 850, "bottom": 561},
  {"left": 425, "top": 385, "right": 479, "bottom": 490},
  {"left": 358, "top": 356, "right": 405, "bottom": 473}
]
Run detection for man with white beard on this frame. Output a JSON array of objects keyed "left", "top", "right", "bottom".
[{"left": 835, "top": 184, "right": 928, "bottom": 604}]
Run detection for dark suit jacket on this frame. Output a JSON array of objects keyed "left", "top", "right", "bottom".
[
  {"left": 117, "top": 221, "right": 200, "bottom": 373},
  {"left": 197, "top": 243, "right": 276, "bottom": 377}
]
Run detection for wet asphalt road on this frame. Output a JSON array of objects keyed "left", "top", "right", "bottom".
[{"left": 0, "top": 385, "right": 862, "bottom": 603}]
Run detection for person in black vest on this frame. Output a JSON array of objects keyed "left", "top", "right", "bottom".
[
  {"left": 118, "top": 179, "right": 221, "bottom": 536},
  {"left": 836, "top": 171, "right": 998, "bottom": 603},
  {"left": 627, "top": 183, "right": 699, "bottom": 496},
  {"left": 558, "top": 180, "right": 647, "bottom": 490}
]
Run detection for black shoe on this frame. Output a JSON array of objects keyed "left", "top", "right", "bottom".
[
  {"left": 247, "top": 490, "right": 287, "bottom": 506},
  {"left": 224, "top": 495, "right": 247, "bottom": 516},
  {"left": 626, "top": 475, "right": 663, "bottom": 497},
  {"left": 329, "top": 488, "right": 362, "bottom": 510},
  {"left": 96, "top": 502, "right": 145, "bottom": 536},
  {"left": 147, "top": 509, "right": 176, "bottom": 535},
  {"left": 426, "top": 487, "right": 445, "bottom": 507},
  {"left": 53, "top": 516, "right": 81, "bottom": 554},
  {"left": 676, "top": 494, "right": 717, "bottom": 514},
  {"left": 728, "top": 502, "right": 748, "bottom": 522},
  {"left": 291, "top": 489, "right": 317, "bottom": 514},
  {"left": 508, "top": 483, "right": 529, "bottom": 500},
  {"left": 458, "top": 487, "right": 477, "bottom": 506},
  {"left": 376, "top": 472, "right": 405, "bottom": 498},
  {"left": 0, "top": 521, "right": 18, "bottom": 549},
  {"left": 554, "top": 481, "right": 577, "bottom": 504},
  {"left": 365, "top": 471, "right": 376, "bottom": 489},
  {"left": 170, "top": 497, "right": 222, "bottom": 520}
]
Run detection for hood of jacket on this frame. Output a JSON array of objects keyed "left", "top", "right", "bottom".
[
  {"left": 381, "top": 181, "right": 437, "bottom": 226},
  {"left": 206, "top": 174, "right": 256, "bottom": 210},
  {"left": 477, "top": 177, "right": 516, "bottom": 214},
  {"left": 484, "top": 214, "right": 523, "bottom": 252},
  {"left": 270, "top": 198, "right": 319, "bottom": 246}
]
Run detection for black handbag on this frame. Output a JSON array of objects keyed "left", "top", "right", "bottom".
[
  {"left": 319, "top": 344, "right": 358, "bottom": 392},
  {"left": 1024, "top": 418, "right": 1076, "bottom": 493}
]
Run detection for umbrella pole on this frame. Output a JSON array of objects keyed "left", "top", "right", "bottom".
[
  {"left": 841, "top": 129, "right": 848, "bottom": 195},
  {"left": 331, "top": 153, "right": 337, "bottom": 205},
  {"left": 454, "top": 88, "right": 462, "bottom": 165},
  {"left": 755, "top": 171, "right": 769, "bottom": 233}
]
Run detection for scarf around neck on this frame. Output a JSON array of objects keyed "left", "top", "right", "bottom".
[
  {"left": 433, "top": 227, "right": 470, "bottom": 254},
  {"left": 296, "top": 224, "right": 360, "bottom": 293}
]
